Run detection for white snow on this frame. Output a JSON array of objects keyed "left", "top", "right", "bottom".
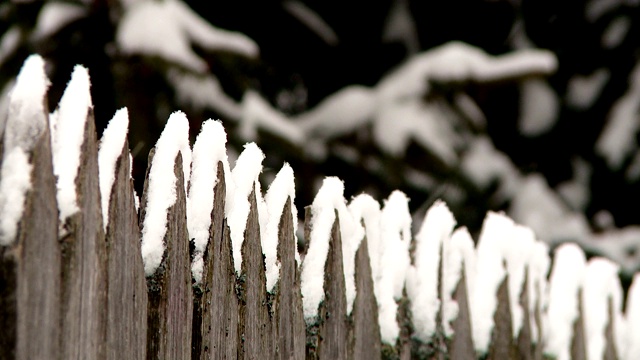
[
  {"left": 187, "top": 120, "right": 230, "bottom": 283},
  {"left": 283, "top": 1, "right": 338, "bottom": 46},
  {"left": 527, "top": 241, "right": 550, "bottom": 343},
  {"left": 348, "top": 194, "right": 382, "bottom": 292},
  {"left": 503, "top": 225, "right": 536, "bottom": 338},
  {"left": 624, "top": 274, "right": 640, "bottom": 360},
  {"left": 519, "top": 78, "right": 558, "bottom": 136},
  {"left": 442, "top": 226, "right": 476, "bottom": 337},
  {"left": 98, "top": 108, "right": 129, "bottom": 231},
  {"left": 544, "top": 243, "right": 587, "bottom": 360},
  {"left": 52, "top": 65, "right": 93, "bottom": 223},
  {"left": 300, "top": 177, "right": 346, "bottom": 321},
  {"left": 586, "top": 0, "right": 623, "bottom": 22},
  {"left": 381, "top": 0, "right": 419, "bottom": 54},
  {"left": 167, "top": 71, "right": 242, "bottom": 120},
  {"left": 140, "top": 112, "right": 191, "bottom": 276},
  {"left": 596, "top": 62, "right": 640, "bottom": 170},
  {"left": 509, "top": 174, "right": 591, "bottom": 243},
  {"left": 407, "top": 200, "right": 456, "bottom": 341},
  {"left": 566, "top": 69, "right": 610, "bottom": 110},
  {"left": 471, "top": 212, "right": 512, "bottom": 353},
  {"left": 117, "top": 0, "right": 258, "bottom": 73},
  {"left": 461, "top": 136, "right": 521, "bottom": 199},
  {"left": 582, "top": 258, "right": 623, "bottom": 360},
  {"left": 227, "top": 142, "right": 264, "bottom": 274},
  {"left": 240, "top": 90, "right": 305, "bottom": 146},
  {"left": 337, "top": 196, "right": 365, "bottom": 316},
  {"left": 0, "top": 149, "right": 32, "bottom": 245},
  {"left": 32, "top": 2, "right": 86, "bottom": 40},
  {"left": 263, "top": 163, "right": 298, "bottom": 292},
  {"left": 582, "top": 226, "right": 640, "bottom": 274},
  {"left": 376, "top": 190, "right": 412, "bottom": 344},
  {"left": 556, "top": 158, "right": 591, "bottom": 212},
  {"left": 602, "top": 16, "right": 630, "bottom": 49},
  {"left": 0, "top": 26, "right": 20, "bottom": 67}
]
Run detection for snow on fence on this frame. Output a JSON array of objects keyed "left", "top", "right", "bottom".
[{"left": 2, "top": 56, "right": 640, "bottom": 360}]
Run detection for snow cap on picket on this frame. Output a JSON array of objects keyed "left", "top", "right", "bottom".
[
  {"left": 188, "top": 119, "right": 230, "bottom": 283},
  {"left": 140, "top": 111, "right": 191, "bottom": 276}
]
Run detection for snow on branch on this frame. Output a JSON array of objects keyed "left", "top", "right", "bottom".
[
  {"left": 117, "top": 0, "right": 258, "bottom": 73},
  {"left": 187, "top": 119, "right": 231, "bottom": 283},
  {"left": 140, "top": 111, "right": 191, "bottom": 276},
  {"left": 52, "top": 65, "right": 93, "bottom": 223},
  {"left": 98, "top": 108, "right": 129, "bottom": 231},
  {"left": 407, "top": 200, "right": 456, "bottom": 341}
]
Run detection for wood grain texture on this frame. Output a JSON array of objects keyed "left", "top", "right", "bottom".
[
  {"left": 273, "top": 198, "right": 305, "bottom": 360},
  {"left": 571, "top": 289, "right": 587, "bottom": 360},
  {"left": 237, "top": 189, "right": 273, "bottom": 359},
  {"left": 603, "top": 297, "right": 619, "bottom": 360},
  {"left": 59, "top": 109, "right": 107, "bottom": 360},
  {"left": 317, "top": 214, "right": 348, "bottom": 360},
  {"left": 194, "top": 162, "right": 238, "bottom": 360},
  {"left": 351, "top": 235, "right": 381, "bottom": 359},
  {"left": 517, "top": 270, "right": 533, "bottom": 360},
  {"left": 448, "top": 264, "right": 475, "bottom": 360},
  {"left": 144, "top": 152, "right": 193, "bottom": 359},
  {"left": 487, "top": 276, "right": 517, "bottom": 360},
  {"left": 0, "top": 114, "right": 61, "bottom": 360},
  {"left": 105, "top": 140, "right": 147, "bottom": 360}
]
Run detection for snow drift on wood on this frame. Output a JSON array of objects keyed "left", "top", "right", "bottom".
[
  {"left": 227, "top": 142, "right": 264, "bottom": 274},
  {"left": 0, "top": 55, "right": 49, "bottom": 244},
  {"left": 140, "top": 111, "right": 191, "bottom": 276},
  {"left": 52, "top": 65, "right": 92, "bottom": 223},
  {"left": 98, "top": 108, "right": 129, "bottom": 231},
  {"left": 300, "top": 177, "right": 345, "bottom": 321},
  {"left": 471, "top": 212, "right": 512, "bottom": 353},
  {"left": 582, "top": 258, "right": 624, "bottom": 360},
  {"left": 624, "top": 274, "right": 640, "bottom": 359},
  {"left": 442, "top": 226, "right": 476, "bottom": 337},
  {"left": 407, "top": 200, "right": 456, "bottom": 341},
  {"left": 376, "top": 190, "right": 412, "bottom": 344},
  {"left": 263, "top": 163, "right": 298, "bottom": 292},
  {"left": 187, "top": 120, "right": 230, "bottom": 283},
  {"left": 503, "top": 225, "right": 536, "bottom": 338},
  {"left": 544, "top": 243, "right": 586, "bottom": 360}
]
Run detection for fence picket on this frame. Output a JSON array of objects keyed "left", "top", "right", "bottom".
[
  {"left": 143, "top": 152, "right": 193, "bottom": 359},
  {"left": 0, "top": 107, "right": 60, "bottom": 360},
  {"left": 4, "top": 56, "right": 640, "bottom": 360},
  {"left": 273, "top": 198, "right": 306, "bottom": 359},
  {"left": 105, "top": 139, "right": 147, "bottom": 360},
  {"left": 351, "top": 235, "right": 382, "bottom": 359},
  {"left": 237, "top": 188, "right": 274, "bottom": 359},
  {"left": 58, "top": 108, "right": 107, "bottom": 360}
]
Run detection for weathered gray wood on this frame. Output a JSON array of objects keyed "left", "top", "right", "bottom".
[
  {"left": 533, "top": 292, "right": 544, "bottom": 360},
  {"left": 237, "top": 189, "right": 273, "bottom": 359},
  {"left": 0, "top": 115, "right": 61, "bottom": 360},
  {"left": 517, "top": 270, "right": 533, "bottom": 360},
  {"left": 105, "top": 139, "right": 147, "bottom": 360},
  {"left": 571, "top": 289, "right": 587, "bottom": 360},
  {"left": 603, "top": 297, "right": 619, "bottom": 360},
  {"left": 59, "top": 108, "right": 107, "bottom": 360},
  {"left": 351, "top": 235, "right": 382, "bottom": 359},
  {"left": 397, "top": 292, "right": 412, "bottom": 360},
  {"left": 143, "top": 152, "right": 193, "bottom": 359},
  {"left": 193, "top": 162, "right": 238, "bottom": 360},
  {"left": 273, "top": 198, "right": 305, "bottom": 360},
  {"left": 487, "top": 276, "right": 517, "bottom": 360},
  {"left": 311, "top": 214, "right": 349, "bottom": 360},
  {"left": 448, "top": 263, "right": 475, "bottom": 360}
]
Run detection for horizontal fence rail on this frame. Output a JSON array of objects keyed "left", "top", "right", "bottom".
[{"left": 1, "top": 55, "right": 640, "bottom": 360}]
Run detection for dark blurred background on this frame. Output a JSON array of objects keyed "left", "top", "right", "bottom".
[{"left": 2, "top": 0, "right": 640, "bottom": 271}]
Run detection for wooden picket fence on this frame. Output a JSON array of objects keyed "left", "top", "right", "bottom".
[{"left": 1, "top": 56, "right": 639, "bottom": 360}]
